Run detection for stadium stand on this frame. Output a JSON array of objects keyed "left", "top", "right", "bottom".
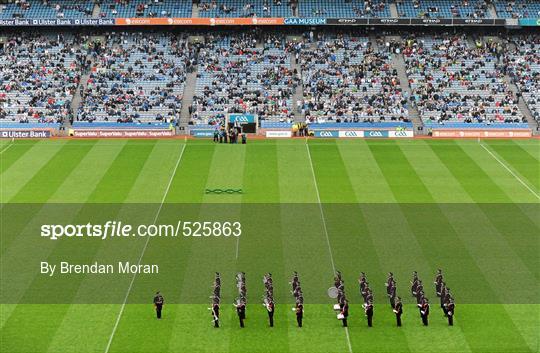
[
  {"left": 190, "top": 32, "right": 298, "bottom": 126},
  {"left": 506, "top": 34, "right": 540, "bottom": 123},
  {"left": 402, "top": 34, "right": 526, "bottom": 127},
  {"left": 395, "top": 0, "right": 491, "bottom": 18},
  {"left": 0, "top": 0, "right": 95, "bottom": 19},
  {"left": 197, "top": 0, "right": 292, "bottom": 18},
  {"left": 0, "top": 33, "right": 87, "bottom": 124},
  {"left": 78, "top": 32, "right": 193, "bottom": 124},
  {"left": 299, "top": 34, "right": 410, "bottom": 124},
  {"left": 493, "top": 0, "right": 540, "bottom": 18},
  {"left": 298, "top": 0, "right": 390, "bottom": 18},
  {"left": 99, "top": 0, "right": 192, "bottom": 18}
]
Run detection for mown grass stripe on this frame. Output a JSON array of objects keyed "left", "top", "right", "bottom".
[
  {"left": 0, "top": 140, "right": 67, "bottom": 202},
  {"left": 511, "top": 140, "right": 540, "bottom": 163},
  {"left": 484, "top": 141, "right": 539, "bottom": 192},
  {"left": 336, "top": 140, "right": 396, "bottom": 203},
  {"left": 164, "top": 143, "right": 215, "bottom": 203},
  {"left": 124, "top": 140, "right": 186, "bottom": 203},
  {"left": 86, "top": 140, "right": 157, "bottom": 203},
  {"left": 367, "top": 141, "right": 433, "bottom": 203},
  {"left": 453, "top": 141, "right": 535, "bottom": 203},
  {"left": 4, "top": 141, "right": 158, "bottom": 353},
  {"left": 9, "top": 141, "right": 96, "bottom": 203},
  {"left": 47, "top": 140, "right": 128, "bottom": 203},
  {"left": 0, "top": 140, "right": 38, "bottom": 175},
  {"left": 276, "top": 140, "right": 318, "bottom": 203},
  {"left": 428, "top": 142, "right": 539, "bottom": 280}
]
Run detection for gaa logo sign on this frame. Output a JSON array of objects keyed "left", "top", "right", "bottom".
[
  {"left": 338, "top": 130, "right": 363, "bottom": 138},
  {"left": 315, "top": 130, "right": 338, "bottom": 138},
  {"left": 364, "top": 130, "right": 389, "bottom": 138}
]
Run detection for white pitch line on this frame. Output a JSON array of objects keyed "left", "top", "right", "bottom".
[
  {"left": 305, "top": 142, "right": 353, "bottom": 353},
  {"left": 305, "top": 143, "right": 336, "bottom": 274},
  {"left": 479, "top": 143, "right": 540, "bottom": 200},
  {"left": 104, "top": 143, "right": 186, "bottom": 353},
  {"left": 0, "top": 142, "right": 14, "bottom": 154}
]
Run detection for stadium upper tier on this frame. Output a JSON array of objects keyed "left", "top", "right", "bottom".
[
  {"left": 1, "top": 0, "right": 539, "bottom": 19},
  {"left": 0, "top": 31, "right": 538, "bottom": 129},
  {"left": 396, "top": 0, "right": 491, "bottom": 18}
]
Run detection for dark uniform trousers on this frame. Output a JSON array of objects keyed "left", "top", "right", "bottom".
[
  {"left": 420, "top": 306, "right": 429, "bottom": 326},
  {"left": 296, "top": 313, "right": 303, "bottom": 327},
  {"left": 155, "top": 304, "right": 163, "bottom": 319},
  {"left": 366, "top": 309, "right": 373, "bottom": 327},
  {"left": 394, "top": 303, "right": 403, "bottom": 327},
  {"left": 268, "top": 310, "right": 274, "bottom": 327},
  {"left": 237, "top": 307, "right": 245, "bottom": 328}
]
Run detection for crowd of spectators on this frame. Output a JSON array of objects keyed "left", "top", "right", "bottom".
[
  {"left": 494, "top": 0, "right": 540, "bottom": 18},
  {"left": 190, "top": 32, "right": 299, "bottom": 126},
  {"left": 299, "top": 0, "right": 388, "bottom": 18},
  {"left": 79, "top": 32, "right": 194, "bottom": 124},
  {"left": 396, "top": 0, "right": 491, "bottom": 19},
  {"left": 2, "top": 29, "right": 537, "bottom": 128},
  {"left": 403, "top": 34, "right": 524, "bottom": 125},
  {"left": 0, "top": 33, "right": 88, "bottom": 124},
  {"left": 505, "top": 34, "right": 540, "bottom": 123},
  {"left": 300, "top": 34, "right": 409, "bottom": 124},
  {"left": 1, "top": 0, "right": 95, "bottom": 19},
  {"left": 197, "top": 0, "right": 291, "bottom": 18}
]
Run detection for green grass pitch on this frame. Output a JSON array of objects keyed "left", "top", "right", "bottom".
[{"left": 0, "top": 138, "right": 538, "bottom": 353}]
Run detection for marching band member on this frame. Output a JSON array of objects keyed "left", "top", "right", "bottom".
[
  {"left": 295, "top": 299, "right": 304, "bottom": 327},
  {"left": 411, "top": 271, "right": 419, "bottom": 297},
  {"left": 419, "top": 297, "right": 430, "bottom": 326},
  {"left": 363, "top": 300, "right": 374, "bottom": 327},
  {"left": 393, "top": 297, "right": 403, "bottom": 327},
  {"left": 445, "top": 298, "right": 455, "bottom": 326},
  {"left": 235, "top": 298, "right": 246, "bottom": 328},
  {"left": 340, "top": 299, "right": 349, "bottom": 327},
  {"left": 434, "top": 269, "right": 443, "bottom": 297},
  {"left": 266, "top": 298, "right": 275, "bottom": 327},
  {"left": 153, "top": 291, "right": 164, "bottom": 319},
  {"left": 212, "top": 299, "right": 220, "bottom": 328}
]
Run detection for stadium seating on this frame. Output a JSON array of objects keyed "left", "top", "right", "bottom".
[
  {"left": 402, "top": 34, "right": 525, "bottom": 126},
  {"left": 493, "top": 0, "right": 540, "bottom": 18},
  {"left": 99, "top": 0, "right": 192, "bottom": 18},
  {"left": 299, "top": 35, "right": 410, "bottom": 124},
  {"left": 298, "top": 0, "right": 390, "bottom": 18},
  {"left": 78, "top": 32, "right": 190, "bottom": 124},
  {"left": 0, "top": 0, "right": 94, "bottom": 19},
  {"left": 198, "top": 0, "right": 292, "bottom": 18},
  {"left": 190, "top": 33, "right": 297, "bottom": 126},
  {"left": 506, "top": 35, "right": 540, "bottom": 123},
  {"left": 396, "top": 0, "right": 491, "bottom": 18},
  {"left": 0, "top": 33, "right": 87, "bottom": 124}
]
